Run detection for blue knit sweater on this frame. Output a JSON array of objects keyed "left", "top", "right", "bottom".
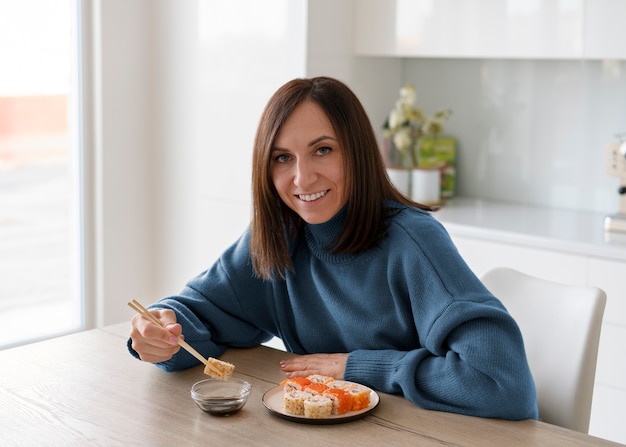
[{"left": 129, "top": 202, "right": 538, "bottom": 420}]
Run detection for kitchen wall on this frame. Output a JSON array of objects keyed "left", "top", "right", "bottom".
[{"left": 399, "top": 58, "right": 626, "bottom": 215}]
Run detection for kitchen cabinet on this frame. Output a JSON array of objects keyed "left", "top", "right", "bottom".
[
  {"left": 355, "top": 0, "right": 626, "bottom": 60},
  {"left": 450, "top": 236, "right": 588, "bottom": 284},
  {"left": 588, "top": 258, "right": 626, "bottom": 328},
  {"left": 584, "top": 0, "right": 626, "bottom": 59},
  {"left": 354, "top": 0, "right": 584, "bottom": 59},
  {"left": 586, "top": 258, "right": 626, "bottom": 443}
]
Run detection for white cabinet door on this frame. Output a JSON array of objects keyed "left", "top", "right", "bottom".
[
  {"left": 354, "top": 0, "right": 585, "bottom": 59},
  {"left": 450, "top": 235, "right": 587, "bottom": 283},
  {"left": 589, "top": 385, "right": 626, "bottom": 444},
  {"left": 587, "top": 257, "right": 626, "bottom": 326},
  {"left": 587, "top": 257, "right": 626, "bottom": 444},
  {"left": 584, "top": 0, "right": 626, "bottom": 59}
]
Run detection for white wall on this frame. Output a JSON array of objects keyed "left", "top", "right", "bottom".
[
  {"left": 151, "top": 1, "right": 200, "bottom": 296},
  {"left": 304, "top": 0, "right": 403, "bottom": 136},
  {"left": 85, "top": 0, "right": 157, "bottom": 327},
  {"left": 195, "top": 0, "right": 308, "bottom": 269},
  {"left": 87, "top": 0, "right": 310, "bottom": 326},
  {"left": 85, "top": 0, "right": 204, "bottom": 326}
]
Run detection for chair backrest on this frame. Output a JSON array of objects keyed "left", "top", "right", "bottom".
[{"left": 481, "top": 267, "right": 606, "bottom": 433}]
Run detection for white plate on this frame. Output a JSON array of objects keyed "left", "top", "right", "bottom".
[{"left": 262, "top": 382, "right": 379, "bottom": 424}]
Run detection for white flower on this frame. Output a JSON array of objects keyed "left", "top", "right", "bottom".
[
  {"left": 399, "top": 84, "right": 417, "bottom": 106},
  {"left": 421, "top": 109, "right": 452, "bottom": 137},
  {"left": 388, "top": 108, "right": 406, "bottom": 130},
  {"left": 392, "top": 127, "right": 412, "bottom": 151}
]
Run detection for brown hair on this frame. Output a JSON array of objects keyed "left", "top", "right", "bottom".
[{"left": 250, "top": 76, "right": 429, "bottom": 279}]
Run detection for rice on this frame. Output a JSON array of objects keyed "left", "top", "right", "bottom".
[
  {"left": 204, "top": 357, "right": 235, "bottom": 380},
  {"left": 326, "top": 380, "right": 351, "bottom": 390},
  {"left": 303, "top": 395, "right": 333, "bottom": 419},
  {"left": 283, "top": 390, "right": 312, "bottom": 416},
  {"left": 306, "top": 374, "right": 334, "bottom": 384}
]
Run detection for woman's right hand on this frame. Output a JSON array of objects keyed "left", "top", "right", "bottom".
[{"left": 129, "top": 308, "right": 183, "bottom": 363}]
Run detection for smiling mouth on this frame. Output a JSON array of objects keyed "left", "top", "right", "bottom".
[{"left": 297, "top": 190, "right": 329, "bottom": 202}]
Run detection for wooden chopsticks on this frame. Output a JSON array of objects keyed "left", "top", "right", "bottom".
[{"left": 127, "top": 299, "right": 222, "bottom": 377}]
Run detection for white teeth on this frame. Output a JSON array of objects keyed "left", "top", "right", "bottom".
[{"left": 299, "top": 191, "right": 327, "bottom": 202}]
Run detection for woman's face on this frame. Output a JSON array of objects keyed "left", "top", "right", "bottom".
[{"left": 271, "top": 101, "right": 347, "bottom": 224}]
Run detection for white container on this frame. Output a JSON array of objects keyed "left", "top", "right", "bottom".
[
  {"left": 411, "top": 168, "right": 440, "bottom": 205},
  {"left": 386, "top": 167, "right": 411, "bottom": 197}
]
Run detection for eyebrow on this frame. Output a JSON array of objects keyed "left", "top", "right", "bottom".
[
  {"left": 272, "top": 135, "right": 337, "bottom": 152},
  {"left": 307, "top": 135, "right": 336, "bottom": 147}
]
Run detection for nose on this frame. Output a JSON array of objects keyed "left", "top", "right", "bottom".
[{"left": 294, "top": 157, "right": 317, "bottom": 188}]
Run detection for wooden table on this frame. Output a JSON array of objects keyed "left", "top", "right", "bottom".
[{"left": 0, "top": 323, "right": 622, "bottom": 447}]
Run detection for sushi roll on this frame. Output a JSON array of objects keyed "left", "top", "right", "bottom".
[
  {"left": 282, "top": 376, "right": 312, "bottom": 393},
  {"left": 306, "top": 374, "right": 334, "bottom": 384},
  {"left": 303, "top": 395, "right": 333, "bottom": 419},
  {"left": 203, "top": 357, "right": 235, "bottom": 380},
  {"left": 326, "top": 380, "right": 351, "bottom": 390},
  {"left": 281, "top": 378, "right": 372, "bottom": 418},
  {"left": 346, "top": 384, "right": 371, "bottom": 411},
  {"left": 323, "top": 388, "right": 352, "bottom": 415},
  {"left": 283, "top": 390, "right": 312, "bottom": 416},
  {"left": 303, "top": 381, "right": 329, "bottom": 395}
]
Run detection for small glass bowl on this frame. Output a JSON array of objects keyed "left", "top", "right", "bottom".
[{"left": 190, "top": 378, "right": 251, "bottom": 415}]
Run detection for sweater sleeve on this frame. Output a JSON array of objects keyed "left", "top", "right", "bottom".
[
  {"left": 127, "top": 230, "right": 276, "bottom": 372},
  {"left": 344, "top": 210, "right": 538, "bottom": 421},
  {"left": 345, "top": 299, "right": 538, "bottom": 420}
]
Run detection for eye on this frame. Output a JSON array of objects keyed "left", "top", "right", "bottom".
[
  {"left": 273, "top": 153, "right": 291, "bottom": 163},
  {"left": 316, "top": 146, "right": 332, "bottom": 156}
]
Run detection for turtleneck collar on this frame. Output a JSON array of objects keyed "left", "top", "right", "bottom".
[{"left": 302, "top": 204, "right": 356, "bottom": 263}]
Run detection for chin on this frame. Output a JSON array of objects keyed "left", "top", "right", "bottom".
[
  {"left": 299, "top": 210, "right": 338, "bottom": 225},
  {"left": 300, "top": 216, "right": 328, "bottom": 225}
]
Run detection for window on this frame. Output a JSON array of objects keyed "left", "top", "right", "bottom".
[{"left": 0, "top": 0, "right": 82, "bottom": 347}]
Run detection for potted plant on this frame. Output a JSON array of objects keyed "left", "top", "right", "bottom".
[{"left": 382, "top": 84, "right": 451, "bottom": 203}]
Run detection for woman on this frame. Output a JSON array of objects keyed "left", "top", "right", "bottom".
[{"left": 129, "top": 76, "right": 538, "bottom": 420}]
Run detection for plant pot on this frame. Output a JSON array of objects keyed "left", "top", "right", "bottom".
[{"left": 411, "top": 168, "right": 441, "bottom": 205}]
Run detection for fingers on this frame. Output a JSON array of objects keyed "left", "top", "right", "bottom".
[
  {"left": 157, "top": 308, "right": 179, "bottom": 329},
  {"left": 129, "top": 309, "right": 182, "bottom": 363},
  {"left": 280, "top": 353, "right": 348, "bottom": 380}
]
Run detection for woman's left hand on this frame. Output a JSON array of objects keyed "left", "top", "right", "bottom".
[{"left": 279, "top": 353, "right": 348, "bottom": 379}]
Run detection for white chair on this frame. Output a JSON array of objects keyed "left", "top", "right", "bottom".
[{"left": 480, "top": 267, "right": 606, "bottom": 433}]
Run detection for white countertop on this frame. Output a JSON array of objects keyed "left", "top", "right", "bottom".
[{"left": 433, "top": 197, "right": 626, "bottom": 262}]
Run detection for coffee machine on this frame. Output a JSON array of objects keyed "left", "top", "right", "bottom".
[{"left": 604, "top": 133, "right": 626, "bottom": 233}]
